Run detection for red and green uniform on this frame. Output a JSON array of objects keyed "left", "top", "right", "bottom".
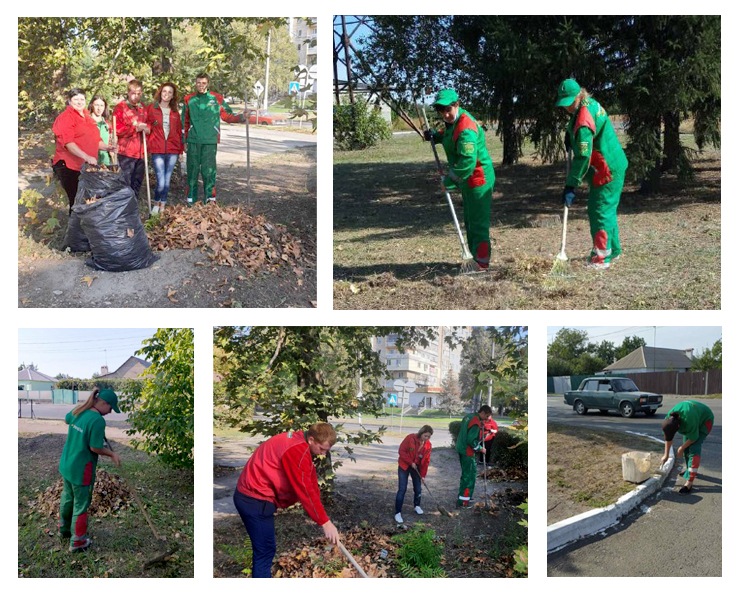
[
  {"left": 112, "top": 100, "right": 148, "bottom": 159},
  {"left": 52, "top": 106, "right": 101, "bottom": 171},
  {"left": 667, "top": 401, "right": 714, "bottom": 482},
  {"left": 456, "top": 413, "right": 484, "bottom": 505},
  {"left": 398, "top": 433, "right": 432, "bottom": 478},
  {"left": 58, "top": 409, "right": 106, "bottom": 548},
  {"left": 432, "top": 109, "right": 495, "bottom": 266},
  {"left": 181, "top": 90, "right": 243, "bottom": 202},
  {"left": 566, "top": 97, "right": 628, "bottom": 264}
]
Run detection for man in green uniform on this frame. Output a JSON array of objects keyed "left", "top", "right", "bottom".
[
  {"left": 181, "top": 73, "right": 247, "bottom": 203},
  {"left": 556, "top": 79, "right": 628, "bottom": 269},
  {"left": 59, "top": 389, "right": 121, "bottom": 552},
  {"left": 661, "top": 400, "right": 714, "bottom": 493},
  {"left": 425, "top": 89, "right": 495, "bottom": 271},
  {"left": 455, "top": 405, "right": 492, "bottom": 506}
]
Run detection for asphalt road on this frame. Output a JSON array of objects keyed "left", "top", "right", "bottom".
[
  {"left": 547, "top": 395, "right": 722, "bottom": 577},
  {"left": 17, "top": 401, "right": 129, "bottom": 423}
]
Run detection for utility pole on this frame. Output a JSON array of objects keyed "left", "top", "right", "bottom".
[
  {"left": 487, "top": 339, "right": 495, "bottom": 407},
  {"left": 264, "top": 29, "right": 271, "bottom": 111}
]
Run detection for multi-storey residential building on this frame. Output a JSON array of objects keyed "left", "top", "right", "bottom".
[
  {"left": 371, "top": 327, "right": 472, "bottom": 410},
  {"left": 289, "top": 17, "right": 317, "bottom": 68}
]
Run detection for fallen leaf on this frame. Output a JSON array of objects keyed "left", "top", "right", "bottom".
[
  {"left": 167, "top": 289, "right": 178, "bottom": 303},
  {"left": 81, "top": 275, "right": 98, "bottom": 287},
  {"left": 126, "top": 228, "right": 134, "bottom": 238},
  {"left": 349, "top": 283, "right": 360, "bottom": 294}
]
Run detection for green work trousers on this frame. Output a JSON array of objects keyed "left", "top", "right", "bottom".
[
  {"left": 457, "top": 453, "right": 477, "bottom": 505},
  {"left": 187, "top": 143, "right": 218, "bottom": 202},
  {"left": 586, "top": 169, "right": 626, "bottom": 263},
  {"left": 59, "top": 477, "right": 94, "bottom": 547},
  {"left": 461, "top": 181, "right": 493, "bottom": 265}
]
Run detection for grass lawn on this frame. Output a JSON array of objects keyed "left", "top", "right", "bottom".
[
  {"left": 333, "top": 130, "right": 720, "bottom": 310},
  {"left": 547, "top": 423, "right": 661, "bottom": 525},
  {"left": 18, "top": 433, "right": 193, "bottom": 578}
]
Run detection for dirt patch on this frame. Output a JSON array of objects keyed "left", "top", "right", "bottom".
[
  {"left": 333, "top": 135, "right": 720, "bottom": 310},
  {"left": 214, "top": 446, "right": 527, "bottom": 578},
  {"left": 547, "top": 423, "right": 661, "bottom": 525},
  {"left": 18, "top": 145, "right": 316, "bottom": 308}
]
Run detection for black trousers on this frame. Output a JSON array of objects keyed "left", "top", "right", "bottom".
[
  {"left": 118, "top": 154, "right": 145, "bottom": 197},
  {"left": 52, "top": 160, "right": 81, "bottom": 212}
]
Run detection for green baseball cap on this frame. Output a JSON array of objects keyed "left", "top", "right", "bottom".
[
  {"left": 99, "top": 389, "right": 120, "bottom": 413},
  {"left": 433, "top": 88, "right": 459, "bottom": 106},
  {"left": 555, "top": 78, "right": 581, "bottom": 107}
]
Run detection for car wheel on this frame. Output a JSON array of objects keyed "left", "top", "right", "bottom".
[
  {"left": 620, "top": 402, "right": 635, "bottom": 418},
  {"left": 645, "top": 410, "right": 657, "bottom": 416},
  {"left": 574, "top": 400, "right": 588, "bottom": 415}
]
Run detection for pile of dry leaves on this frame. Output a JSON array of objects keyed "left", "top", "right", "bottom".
[
  {"left": 29, "top": 469, "right": 132, "bottom": 518},
  {"left": 146, "top": 203, "right": 305, "bottom": 276},
  {"left": 273, "top": 526, "right": 398, "bottom": 578},
  {"left": 480, "top": 467, "right": 528, "bottom": 482}
]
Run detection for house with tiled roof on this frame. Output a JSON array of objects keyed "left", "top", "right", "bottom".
[
  {"left": 603, "top": 346, "right": 694, "bottom": 374},
  {"left": 97, "top": 356, "right": 152, "bottom": 379},
  {"left": 18, "top": 368, "right": 57, "bottom": 391}
]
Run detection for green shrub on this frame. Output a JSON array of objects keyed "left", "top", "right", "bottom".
[
  {"left": 333, "top": 100, "right": 392, "bottom": 150},
  {"left": 448, "top": 420, "right": 462, "bottom": 447},
  {"left": 488, "top": 427, "right": 528, "bottom": 470},
  {"left": 392, "top": 526, "right": 447, "bottom": 578}
]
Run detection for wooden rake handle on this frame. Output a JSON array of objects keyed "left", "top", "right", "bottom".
[{"left": 337, "top": 541, "right": 369, "bottom": 578}]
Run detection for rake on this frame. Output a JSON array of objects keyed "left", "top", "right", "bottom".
[
  {"left": 415, "top": 100, "right": 478, "bottom": 275},
  {"left": 549, "top": 147, "right": 574, "bottom": 278},
  {"left": 421, "top": 477, "right": 452, "bottom": 517}
]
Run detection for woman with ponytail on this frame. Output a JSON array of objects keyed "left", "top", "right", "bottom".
[{"left": 58, "top": 388, "right": 122, "bottom": 552}]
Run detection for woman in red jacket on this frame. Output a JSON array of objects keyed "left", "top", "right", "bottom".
[
  {"left": 394, "top": 425, "right": 433, "bottom": 523},
  {"left": 146, "top": 82, "right": 183, "bottom": 214}
]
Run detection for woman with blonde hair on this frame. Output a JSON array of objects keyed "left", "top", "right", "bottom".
[
  {"left": 394, "top": 425, "right": 433, "bottom": 523},
  {"left": 58, "top": 388, "right": 121, "bottom": 552}
]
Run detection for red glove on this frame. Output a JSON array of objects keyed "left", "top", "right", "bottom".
[{"left": 591, "top": 151, "right": 612, "bottom": 186}]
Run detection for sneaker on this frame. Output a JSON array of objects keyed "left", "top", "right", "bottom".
[
  {"left": 584, "top": 260, "right": 610, "bottom": 270},
  {"left": 394, "top": 513, "right": 404, "bottom": 524},
  {"left": 414, "top": 506, "right": 424, "bottom": 515},
  {"left": 186, "top": 197, "right": 194, "bottom": 205},
  {"left": 151, "top": 204, "right": 160, "bottom": 215},
  {"left": 207, "top": 197, "right": 217, "bottom": 204},
  {"left": 70, "top": 538, "right": 91, "bottom": 553}
]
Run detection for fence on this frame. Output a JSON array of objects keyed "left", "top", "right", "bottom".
[
  {"left": 547, "top": 369, "right": 721, "bottom": 396},
  {"left": 17, "top": 390, "right": 94, "bottom": 404}
]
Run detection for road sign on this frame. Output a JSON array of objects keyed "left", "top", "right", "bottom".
[
  {"left": 288, "top": 81, "right": 300, "bottom": 95},
  {"left": 393, "top": 379, "right": 405, "bottom": 392},
  {"left": 403, "top": 380, "right": 417, "bottom": 393},
  {"left": 388, "top": 394, "right": 397, "bottom": 405},
  {"left": 308, "top": 64, "right": 318, "bottom": 79},
  {"left": 254, "top": 80, "right": 264, "bottom": 96}
]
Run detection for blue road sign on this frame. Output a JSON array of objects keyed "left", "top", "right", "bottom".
[
  {"left": 289, "top": 81, "right": 300, "bottom": 95},
  {"left": 388, "top": 394, "right": 397, "bottom": 405}
]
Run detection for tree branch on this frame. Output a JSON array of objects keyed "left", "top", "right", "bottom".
[{"left": 266, "top": 326, "right": 285, "bottom": 371}]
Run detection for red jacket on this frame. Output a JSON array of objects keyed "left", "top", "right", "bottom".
[
  {"left": 112, "top": 100, "right": 148, "bottom": 159},
  {"left": 52, "top": 106, "right": 101, "bottom": 171},
  {"left": 145, "top": 102, "right": 183, "bottom": 155},
  {"left": 236, "top": 430, "right": 329, "bottom": 525},
  {"left": 398, "top": 433, "right": 432, "bottom": 478},
  {"left": 483, "top": 418, "right": 498, "bottom": 442}
]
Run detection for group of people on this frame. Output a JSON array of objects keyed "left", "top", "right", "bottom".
[
  {"left": 233, "top": 406, "right": 498, "bottom": 578},
  {"left": 428, "top": 78, "right": 628, "bottom": 271},
  {"left": 52, "top": 74, "right": 247, "bottom": 216}
]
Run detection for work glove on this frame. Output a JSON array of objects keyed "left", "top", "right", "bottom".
[
  {"left": 562, "top": 186, "right": 575, "bottom": 207},
  {"left": 423, "top": 129, "right": 434, "bottom": 142}
]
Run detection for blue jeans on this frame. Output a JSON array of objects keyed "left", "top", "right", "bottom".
[
  {"left": 233, "top": 489, "right": 277, "bottom": 578},
  {"left": 118, "top": 154, "right": 145, "bottom": 197},
  {"left": 395, "top": 465, "right": 422, "bottom": 514},
  {"left": 151, "top": 153, "right": 178, "bottom": 203}
]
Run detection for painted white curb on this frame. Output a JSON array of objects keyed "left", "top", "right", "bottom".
[{"left": 547, "top": 446, "right": 674, "bottom": 553}]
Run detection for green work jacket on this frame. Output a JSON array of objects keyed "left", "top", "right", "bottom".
[
  {"left": 456, "top": 413, "right": 483, "bottom": 457},
  {"left": 667, "top": 401, "right": 714, "bottom": 443},
  {"left": 59, "top": 409, "right": 106, "bottom": 485},
  {"left": 566, "top": 97, "right": 628, "bottom": 187},
  {"left": 432, "top": 108, "right": 494, "bottom": 191},
  {"left": 182, "top": 90, "right": 242, "bottom": 145}
]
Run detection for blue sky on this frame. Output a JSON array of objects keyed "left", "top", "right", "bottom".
[
  {"left": 18, "top": 328, "right": 157, "bottom": 378},
  {"left": 546, "top": 326, "right": 721, "bottom": 354}
]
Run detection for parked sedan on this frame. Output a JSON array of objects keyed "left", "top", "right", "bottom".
[
  {"left": 563, "top": 377, "right": 663, "bottom": 418},
  {"left": 248, "top": 110, "right": 286, "bottom": 125}
]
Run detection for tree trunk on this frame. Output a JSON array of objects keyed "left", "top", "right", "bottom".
[
  {"left": 152, "top": 17, "right": 173, "bottom": 76},
  {"left": 662, "top": 110, "right": 681, "bottom": 172},
  {"left": 639, "top": 118, "right": 662, "bottom": 194},
  {"left": 500, "top": 93, "right": 519, "bottom": 165}
]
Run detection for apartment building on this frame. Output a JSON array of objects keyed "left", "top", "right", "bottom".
[{"left": 289, "top": 17, "right": 317, "bottom": 67}]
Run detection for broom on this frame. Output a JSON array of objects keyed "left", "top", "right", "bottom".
[
  {"left": 549, "top": 147, "right": 574, "bottom": 277},
  {"left": 415, "top": 100, "right": 478, "bottom": 275}
]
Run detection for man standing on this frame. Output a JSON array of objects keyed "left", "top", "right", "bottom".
[
  {"left": 479, "top": 414, "right": 498, "bottom": 466},
  {"left": 661, "top": 400, "right": 714, "bottom": 493},
  {"left": 113, "top": 80, "right": 149, "bottom": 196},
  {"left": 181, "top": 73, "right": 246, "bottom": 204},
  {"left": 456, "top": 405, "right": 492, "bottom": 507},
  {"left": 425, "top": 89, "right": 495, "bottom": 271},
  {"left": 233, "top": 423, "right": 341, "bottom": 578}
]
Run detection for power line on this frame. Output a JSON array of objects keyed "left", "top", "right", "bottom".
[{"left": 19, "top": 332, "right": 153, "bottom": 346}]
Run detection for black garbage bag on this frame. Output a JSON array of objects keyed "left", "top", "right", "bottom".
[
  {"left": 71, "top": 167, "right": 157, "bottom": 272},
  {"left": 63, "top": 210, "right": 90, "bottom": 252}
]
